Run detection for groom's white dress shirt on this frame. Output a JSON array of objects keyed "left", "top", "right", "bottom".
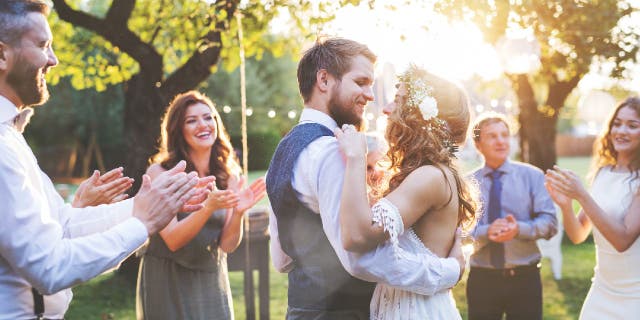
[
  {"left": 269, "top": 108, "right": 460, "bottom": 296},
  {"left": 0, "top": 95, "right": 148, "bottom": 319}
]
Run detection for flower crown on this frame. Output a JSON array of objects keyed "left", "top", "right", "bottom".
[
  {"left": 397, "top": 65, "right": 459, "bottom": 156},
  {"left": 398, "top": 65, "right": 438, "bottom": 121}
]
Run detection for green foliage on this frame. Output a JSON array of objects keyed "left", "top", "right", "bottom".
[
  {"left": 24, "top": 80, "right": 126, "bottom": 174},
  {"left": 30, "top": 34, "right": 302, "bottom": 177},
  {"left": 199, "top": 45, "right": 304, "bottom": 171},
  {"left": 48, "top": 0, "right": 364, "bottom": 91},
  {"left": 203, "top": 46, "right": 301, "bottom": 137},
  {"left": 230, "top": 129, "right": 282, "bottom": 171},
  {"left": 48, "top": 2, "right": 137, "bottom": 91},
  {"left": 43, "top": 0, "right": 366, "bottom": 180},
  {"left": 199, "top": 41, "right": 302, "bottom": 170}
]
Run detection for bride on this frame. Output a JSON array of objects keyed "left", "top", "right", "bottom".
[{"left": 335, "top": 66, "right": 479, "bottom": 319}]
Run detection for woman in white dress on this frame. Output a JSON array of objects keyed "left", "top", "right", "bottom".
[
  {"left": 545, "top": 97, "right": 640, "bottom": 320},
  {"left": 335, "top": 66, "right": 479, "bottom": 319}
]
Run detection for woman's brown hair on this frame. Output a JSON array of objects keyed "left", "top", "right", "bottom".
[
  {"left": 592, "top": 97, "right": 640, "bottom": 175},
  {"left": 384, "top": 67, "right": 478, "bottom": 231},
  {"left": 151, "top": 91, "right": 240, "bottom": 189}
]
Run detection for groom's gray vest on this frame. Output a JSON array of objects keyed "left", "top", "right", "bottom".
[{"left": 266, "top": 123, "right": 375, "bottom": 316}]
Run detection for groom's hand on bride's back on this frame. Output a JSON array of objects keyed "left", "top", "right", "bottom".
[{"left": 448, "top": 228, "right": 467, "bottom": 283}]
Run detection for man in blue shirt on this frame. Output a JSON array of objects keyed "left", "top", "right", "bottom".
[{"left": 467, "top": 113, "right": 558, "bottom": 320}]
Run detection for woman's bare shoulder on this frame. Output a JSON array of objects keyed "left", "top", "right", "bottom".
[
  {"left": 406, "top": 165, "right": 450, "bottom": 185},
  {"left": 401, "top": 165, "right": 453, "bottom": 203}
]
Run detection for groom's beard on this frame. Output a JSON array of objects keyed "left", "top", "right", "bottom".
[{"left": 328, "top": 87, "right": 364, "bottom": 131}]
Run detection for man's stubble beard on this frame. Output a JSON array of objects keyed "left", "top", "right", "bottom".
[
  {"left": 7, "top": 54, "right": 49, "bottom": 108},
  {"left": 328, "top": 85, "right": 364, "bottom": 131}
]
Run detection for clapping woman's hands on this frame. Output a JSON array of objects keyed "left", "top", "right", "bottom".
[
  {"left": 236, "top": 177, "right": 267, "bottom": 213},
  {"left": 334, "top": 124, "right": 367, "bottom": 159},
  {"left": 545, "top": 165, "right": 586, "bottom": 207},
  {"left": 203, "top": 181, "right": 239, "bottom": 212},
  {"left": 544, "top": 179, "right": 572, "bottom": 209},
  {"left": 227, "top": 175, "right": 267, "bottom": 213},
  {"left": 72, "top": 167, "right": 134, "bottom": 208}
]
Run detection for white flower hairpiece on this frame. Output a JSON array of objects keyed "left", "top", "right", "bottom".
[
  {"left": 398, "top": 65, "right": 438, "bottom": 121},
  {"left": 418, "top": 96, "right": 438, "bottom": 121},
  {"left": 397, "top": 65, "right": 458, "bottom": 158}
]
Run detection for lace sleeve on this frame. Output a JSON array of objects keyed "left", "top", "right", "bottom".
[{"left": 371, "top": 198, "right": 404, "bottom": 245}]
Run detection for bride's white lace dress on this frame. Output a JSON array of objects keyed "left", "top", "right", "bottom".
[{"left": 369, "top": 199, "right": 462, "bottom": 320}]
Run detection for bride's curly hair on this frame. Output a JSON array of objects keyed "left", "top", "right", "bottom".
[{"left": 384, "top": 67, "right": 479, "bottom": 231}]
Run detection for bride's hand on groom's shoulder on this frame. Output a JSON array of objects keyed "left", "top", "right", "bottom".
[{"left": 334, "top": 124, "right": 367, "bottom": 159}]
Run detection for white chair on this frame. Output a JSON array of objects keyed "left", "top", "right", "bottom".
[{"left": 537, "top": 210, "right": 563, "bottom": 280}]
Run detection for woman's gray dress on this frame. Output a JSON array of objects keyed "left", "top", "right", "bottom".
[{"left": 137, "top": 209, "right": 233, "bottom": 320}]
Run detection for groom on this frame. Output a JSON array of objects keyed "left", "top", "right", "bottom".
[{"left": 266, "top": 37, "right": 465, "bottom": 319}]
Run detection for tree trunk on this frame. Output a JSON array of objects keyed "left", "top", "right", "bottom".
[
  {"left": 518, "top": 105, "right": 558, "bottom": 172},
  {"left": 510, "top": 74, "right": 580, "bottom": 172},
  {"left": 122, "top": 76, "right": 168, "bottom": 191},
  {"left": 117, "top": 74, "right": 170, "bottom": 281},
  {"left": 510, "top": 74, "right": 558, "bottom": 172},
  {"left": 52, "top": 0, "right": 236, "bottom": 282}
]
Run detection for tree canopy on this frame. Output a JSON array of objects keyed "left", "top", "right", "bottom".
[
  {"left": 49, "top": 0, "right": 361, "bottom": 91},
  {"left": 436, "top": 0, "right": 639, "bottom": 170},
  {"left": 45, "top": 0, "right": 365, "bottom": 279},
  {"left": 46, "top": 0, "right": 364, "bottom": 191}
]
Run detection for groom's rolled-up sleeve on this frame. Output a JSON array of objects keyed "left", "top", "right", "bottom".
[{"left": 304, "top": 138, "right": 460, "bottom": 296}]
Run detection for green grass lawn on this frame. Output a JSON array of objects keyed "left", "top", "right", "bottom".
[
  {"left": 65, "top": 242, "right": 596, "bottom": 320},
  {"left": 66, "top": 157, "right": 596, "bottom": 319}
]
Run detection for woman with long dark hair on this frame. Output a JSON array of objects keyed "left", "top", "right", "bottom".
[{"left": 136, "top": 91, "right": 265, "bottom": 319}]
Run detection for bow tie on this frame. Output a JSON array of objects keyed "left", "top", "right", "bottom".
[{"left": 13, "top": 107, "right": 34, "bottom": 133}]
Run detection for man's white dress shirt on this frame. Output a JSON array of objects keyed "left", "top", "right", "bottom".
[
  {"left": 0, "top": 96, "right": 148, "bottom": 319},
  {"left": 269, "top": 108, "right": 460, "bottom": 296}
]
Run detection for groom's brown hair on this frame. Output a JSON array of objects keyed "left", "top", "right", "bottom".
[{"left": 297, "top": 37, "right": 376, "bottom": 103}]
